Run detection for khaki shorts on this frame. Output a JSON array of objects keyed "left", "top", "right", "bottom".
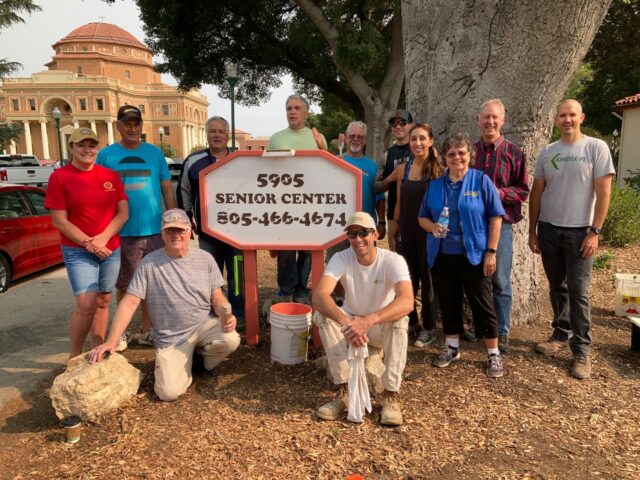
[{"left": 116, "top": 234, "right": 164, "bottom": 290}]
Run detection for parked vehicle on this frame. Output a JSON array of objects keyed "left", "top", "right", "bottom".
[
  {"left": 0, "top": 154, "right": 56, "bottom": 187},
  {"left": 0, "top": 183, "right": 63, "bottom": 291}
]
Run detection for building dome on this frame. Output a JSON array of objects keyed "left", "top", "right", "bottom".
[{"left": 54, "top": 22, "right": 149, "bottom": 51}]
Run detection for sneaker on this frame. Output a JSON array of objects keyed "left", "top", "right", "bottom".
[
  {"left": 571, "top": 353, "right": 591, "bottom": 380},
  {"left": 293, "top": 293, "right": 310, "bottom": 304},
  {"left": 380, "top": 391, "right": 403, "bottom": 426},
  {"left": 486, "top": 353, "right": 504, "bottom": 378},
  {"left": 432, "top": 345, "right": 460, "bottom": 368},
  {"left": 271, "top": 290, "right": 293, "bottom": 304},
  {"left": 414, "top": 329, "right": 436, "bottom": 348},
  {"left": 316, "top": 385, "right": 348, "bottom": 421},
  {"left": 535, "top": 338, "right": 566, "bottom": 355},
  {"left": 114, "top": 332, "right": 130, "bottom": 352},
  {"left": 461, "top": 329, "right": 478, "bottom": 343},
  {"left": 498, "top": 335, "right": 510, "bottom": 354},
  {"left": 137, "top": 329, "right": 156, "bottom": 347}
]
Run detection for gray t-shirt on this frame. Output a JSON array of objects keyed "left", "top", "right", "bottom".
[
  {"left": 534, "top": 135, "right": 615, "bottom": 227},
  {"left": 128, "top": 247, "right": 224, "bottom": 348}
]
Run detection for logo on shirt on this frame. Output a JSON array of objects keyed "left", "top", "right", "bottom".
[
  {"left": 373, "top": 278, "right": 383, "bottom": 284},
  {"left": 103, "top": 181, "right": 115, "bottom": 191},
  {"left": 463, "top": 191, "right": 479, "bottom": 197},
  {"left": 548, "top": 153, "right": 589, "bottom": 170}
]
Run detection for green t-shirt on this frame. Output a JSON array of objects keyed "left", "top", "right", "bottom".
[{"left": 268, "top": 127, "right": 325, "bottom": 150}]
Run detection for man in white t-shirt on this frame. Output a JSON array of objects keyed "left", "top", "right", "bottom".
[
  {"left": 529, "top": 99, "right": 615, "bottom": 380},
  {"left": 312, "top": 212, "right": 413, "bottom": 426}
]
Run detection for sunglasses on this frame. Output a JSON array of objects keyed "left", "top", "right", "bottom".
[
  {"left": 390, "top": 120, "right": 407, "bottom": 128},
  {"left": 346, "top": 228, "right": 374, "bottom": 239}
]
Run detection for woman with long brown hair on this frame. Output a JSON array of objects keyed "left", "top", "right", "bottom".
[{"left": 381, "top": 123, "right": 443, "bottom": 347}]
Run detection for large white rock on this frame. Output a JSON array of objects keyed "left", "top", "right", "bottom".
[{"left": 50, "top": 352, "right": 143, "bottom": 421}]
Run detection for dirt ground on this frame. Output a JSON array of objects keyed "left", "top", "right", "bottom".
[{"left": 1, "top": 244, "right": 639, "bottom": 480}]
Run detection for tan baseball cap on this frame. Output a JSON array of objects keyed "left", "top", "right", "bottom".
[
  {"left": 162, "top": 209, "right": 191, "bottom": 230},
  {"left": 344, "top": 211, "right": 376, "bottom": 231},
  {"left": 68, "top": 127, "right": 99, "bottom": 146}
]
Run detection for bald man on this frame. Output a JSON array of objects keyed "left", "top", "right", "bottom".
[{"left": 529, "top": 99, "right": 615, "bottom": 380}]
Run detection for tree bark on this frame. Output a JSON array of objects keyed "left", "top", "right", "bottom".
[
  {"left": 295, "top": 0, "right": 405, "bottom": 165},
  {"left": 402, "top": 0, "right": 612, "bottom": 325}
]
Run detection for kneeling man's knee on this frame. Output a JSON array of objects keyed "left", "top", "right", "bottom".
[{"left": 155, "top": 382, "right": 188, "bottom": 402}]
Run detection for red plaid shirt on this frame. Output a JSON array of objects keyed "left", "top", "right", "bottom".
[{"left": 473, "top": 136, "right": 529, "bottom": 224}]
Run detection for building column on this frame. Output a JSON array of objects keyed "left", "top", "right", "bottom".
[
  {"left": 40, "top": 120, "right": 50, "bottom": 159},
  {"left": 107, "top": 120, "right": 114, "bottom": 144},
  {"left": 90, "top": 120, "right": 97, "bottom": 133},
  {"left": 73, "top": 120, "right": 80, "bottom": 129},
  {"left": 23, "top": 121, "right": 33, "bottom": 155},
  {"left": 60, "top": 129, "right": 68, "bottom": 160},
  {"left": 9, "top": 140, "right": 17, "bottom": 154},
  {"left": 181, "top": 123, "right": 188, "bottom": 158}
]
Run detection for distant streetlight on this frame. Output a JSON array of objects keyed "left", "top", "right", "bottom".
[
  {"left": 52, "top": 106, "right": 63, "bottom": 163},
  {"left": 158, "top": 127, "right": 164, "bottom": 150},
  {"left": 225, "top": 62, "right": 238, "bottom": 151}
]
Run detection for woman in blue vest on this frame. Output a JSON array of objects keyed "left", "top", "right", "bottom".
[{"left": 418, "top": 133, "right": 505, "bottom": 378}]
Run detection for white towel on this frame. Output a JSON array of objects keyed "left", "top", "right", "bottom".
[{"left": 346, "top": 344, "right": 372, "bottom": 423}]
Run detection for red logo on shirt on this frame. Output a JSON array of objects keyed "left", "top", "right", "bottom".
[{"left": 103, "top": 181, "right": 115, "bottom": 191}]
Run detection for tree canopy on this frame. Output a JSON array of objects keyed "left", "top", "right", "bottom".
[{"left": 0, "top": 0, "right": 41, "bottom": 78}]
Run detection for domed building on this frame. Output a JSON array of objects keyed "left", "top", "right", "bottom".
[{"left": 0, "top": 22, "right": 208, "bottom": 160}]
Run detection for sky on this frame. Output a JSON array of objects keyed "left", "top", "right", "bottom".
[{"left": 0, "top": 0, "right": 304, "bottom": 137}]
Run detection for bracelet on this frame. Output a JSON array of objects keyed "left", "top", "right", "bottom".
[{"left": 486, "top": 248, "right": 497, "bottom": 254}]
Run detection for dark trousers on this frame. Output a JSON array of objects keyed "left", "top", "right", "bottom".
[
  {"left": 198, "top": 234, "right": 245, "bottom": 318},
  {"left": 538, "top": 222, "right": 593, "bottom": 354},
  {"left": 398, "top": 236, "right": 437, "bottom": 332},
  {"left": 432, "top": 254, "right": 498, "bottom": 339},
  {"left": 277, "top": 250, "right": 311, "bottom": 295}
]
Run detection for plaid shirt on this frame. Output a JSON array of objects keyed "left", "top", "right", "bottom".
[{"left": 473, "top": 136, "right": 529, "bottom": 224}]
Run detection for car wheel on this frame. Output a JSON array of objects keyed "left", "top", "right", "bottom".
[{"left": 0, "top": 255, "right": 10, "bottom": 293}]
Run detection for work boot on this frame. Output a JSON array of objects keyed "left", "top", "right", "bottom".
[
  {"left": 571, "top": 353, "right": 591, "bottom": 380},
  {"left": 380, "top": 391, "right": 403, "bottom": 427},
  {"left": 535, "top": 338, "right": 566, "bottom": 355},
  {"left": 316, "top": 385, "right": 348, "bottom": 421},
  {"left": 498, "top": 335, "right": 510, "bottom": 354}
]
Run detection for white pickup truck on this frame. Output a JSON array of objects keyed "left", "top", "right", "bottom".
[{"left": 0, "top": 154, "right": 56, "bottom": 187}]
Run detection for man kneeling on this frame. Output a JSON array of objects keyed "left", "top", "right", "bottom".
[
  {"left": 313, "top": 212, "right": 413, "bottom": 426},
  {"left": 89, "top": 209, "right": 240, "bottom": 401}
]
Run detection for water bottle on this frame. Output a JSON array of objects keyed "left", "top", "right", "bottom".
[
  {"left": 434, "top": 207, "right": 449, "bottom": 238},
  {"left": 221, "top": 303, "right": 233, "bottom": 323}
]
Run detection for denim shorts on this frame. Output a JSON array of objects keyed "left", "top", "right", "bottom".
[{"left": 61, "top": 245, "right": 121, "bottom": 296}]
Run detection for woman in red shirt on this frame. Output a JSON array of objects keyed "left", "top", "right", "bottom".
[{"left": 45, "top": 128, "right": 128, "bottom": 359}]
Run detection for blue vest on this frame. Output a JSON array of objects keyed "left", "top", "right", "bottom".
[{"left": 424, "top": 169, "right": 504, "bottom": 267}]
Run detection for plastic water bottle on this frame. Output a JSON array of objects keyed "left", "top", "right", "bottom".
[
  {"left": 221, "top": 303, "right": 233, "bottom": 322},
  {"left": 434, "top": 207, "right": 449, "bottom": 238}
]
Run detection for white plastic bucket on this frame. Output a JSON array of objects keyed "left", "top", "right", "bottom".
[
  {"left": 614, "top": 273, "right": 640, "bottom": 317},
  {"left": 269, "top": 302, "right": 312, "bottom": 365}
]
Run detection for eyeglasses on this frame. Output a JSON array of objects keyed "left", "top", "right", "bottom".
[
  {"left": 346, "top": 228, "right": 374, "bottom": 239},
  {"left": 348, "top": 134, "right": 365, "bottom": 141},
  {"left": 390, "top": 120, "right": 407, "bottom": 128},
  {"left": 164, "top": 227, "right": 190, "bottom": 235}
]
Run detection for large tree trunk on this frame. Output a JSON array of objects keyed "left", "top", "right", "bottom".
[{"left": 402, "top": 0, "right": 612, "bottom": 325}]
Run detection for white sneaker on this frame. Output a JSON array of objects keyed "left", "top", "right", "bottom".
[
  {"left": 136, "top": 329, "right": 156, "bottom": 347},
  {"left": 115, "top": 332, "right": 130, "bottom": 352}
]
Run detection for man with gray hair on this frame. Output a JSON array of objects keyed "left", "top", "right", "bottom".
[
  {"left": 268, "top": 95, "right": 327, "bottom": 302},
  {"left": 327, "top": 121, "right": 386, "bottom": 261},
  {"left": 473, "top": 99, "right": 529, "bottom": 353},
  {"left": 177, "top": 116, "right": 244, "bottom": 321}
]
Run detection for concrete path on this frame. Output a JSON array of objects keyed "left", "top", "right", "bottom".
[{"left": 0, "top": 266, "right": 75, "bottom": 410}]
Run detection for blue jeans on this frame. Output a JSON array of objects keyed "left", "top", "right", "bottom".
[
  {"left": 538, "top": 222, "right": 593, "bottom": 355},
  {"left": 277, "top": 250, "right": 311, "bottom": 296},
  {"left": 198, "top": 234, "right": 245, "bottom": 318},
  {"left": 492, "top": 223, "right": 513, "bottom": 336},
  {"left": 62, "top": 245, "right": 121, "bottom": 295}
]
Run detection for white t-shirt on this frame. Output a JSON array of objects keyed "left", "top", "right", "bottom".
[
  {"left": 324, "top": 248, "right": 410, "bottom": 316},
  {"left": 534, "top": 135, "right": 615, "bottom": 227}
]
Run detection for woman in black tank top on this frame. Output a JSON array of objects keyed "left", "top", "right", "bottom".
[{"left": 390, "top": 123, "right": 444, "bottom": 347}]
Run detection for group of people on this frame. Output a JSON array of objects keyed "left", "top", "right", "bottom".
[{"left": 45, "top": 93, "right": 614, "bottom": 426}]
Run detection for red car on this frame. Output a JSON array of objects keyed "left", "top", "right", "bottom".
[{"left": 0, "top": 183, "right": 62, "bottom": 292}]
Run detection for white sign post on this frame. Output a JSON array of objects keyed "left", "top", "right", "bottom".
[{"left": 200, "top": 150, "right": 362, "bottom": 345}]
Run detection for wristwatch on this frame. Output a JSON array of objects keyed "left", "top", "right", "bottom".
[
  {"left": 589, "top": 226, "right": 603, "bottom": 235},
  {"left": 486, "top": 248, "right": 497, "bottom": 254}
]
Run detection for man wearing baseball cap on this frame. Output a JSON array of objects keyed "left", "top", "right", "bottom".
[
  {"left": 312, "top": 212, "right": 414, "bottom": 426},
  {"left": 97, "top": 104, "right": 176, "bottom": 347},
  {"left": 377, "top": 109, "right": 414, "bottom": 251},
  {"left": 89, "top": 208, "right": 240, "bottom": 401}
]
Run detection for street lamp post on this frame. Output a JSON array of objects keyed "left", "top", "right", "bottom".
[
  {"left": 225, "top": 62, "right": 238, "bottom": 151},
  {"left": 52, "top": 107, "right": 63, "bottom": 163},
  {"left": 158, "top": 127, "right": 164, "bottom": 152}
]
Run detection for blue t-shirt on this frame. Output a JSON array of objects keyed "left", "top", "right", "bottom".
[
  {"left": 343, "top": 155, "right": 385, "bottom": 223},
  {"left": 441, "top": 176, "right": 465, "bottom": 254},
  {"left": 97, "top": 142, "right": 170, "bottom": 237}
]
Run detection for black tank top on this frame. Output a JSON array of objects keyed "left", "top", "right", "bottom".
[{"left": 399, "top": 157, "right": 430, "bottom": 239}]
